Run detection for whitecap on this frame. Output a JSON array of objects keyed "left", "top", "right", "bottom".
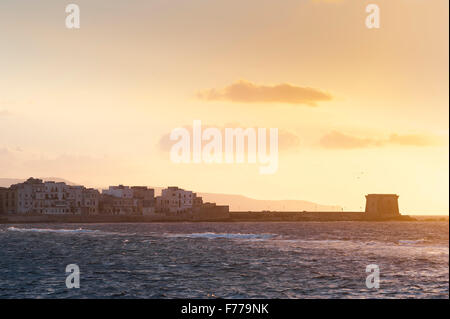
[
  {"left": 398, "top": 239, "right": 426, "bottom": 245},
  {"left": 165, "top": 232, "right": 277, "bottom": 240},
  {"left": 7, "top": 226, "right": 98, "bottom": 234}
]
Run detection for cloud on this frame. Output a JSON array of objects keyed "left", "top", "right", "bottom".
[
  {"left": 197, "top": 80, "right": 332, "bottom": 106},
  {"left": 320, "top": 131, "right": 445, "bottom": 149},
  {"left": 320, "top": 131, "right": 377, "bottom": 149},
  {"left": 278, "top": 130, "right": 302, "bottom": 150},
  {"left": 387, "top": 134, "right": 442, "bottom": 146},
  {"left": 158, "top": 123, "right": 301, "bottom": 153},
  {"left": 0, "top": 109, "right": 11, "bottom": 117}
]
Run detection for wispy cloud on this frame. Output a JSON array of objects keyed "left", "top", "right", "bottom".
[
  {"left": 320, "top": 131, "right": 446, "bottom": 149},
  {"left": 197, "top": 80, "right": 332, "bottom": 106}
]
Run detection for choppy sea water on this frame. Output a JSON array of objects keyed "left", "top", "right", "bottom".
[{"left": 0, "top": 222, "right": 448, "bottom": 298}]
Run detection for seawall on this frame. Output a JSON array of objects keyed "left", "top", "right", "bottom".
[
  {"left": 229, "top": 211, "right": 414, "bottom": 221},
  {"left": 0, "top": 211, "right": 414, "bottom": 224}
]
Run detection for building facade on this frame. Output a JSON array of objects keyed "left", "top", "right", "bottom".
[
  {"left": 0, "top": 178, "right": 100, "bottom": 215},
  {"left": 156, "top": 186, "right": 197, "bottom": 214},
  {"left": 0, "top": 187, "right": 17, "bottom": 215},
  {"left": 131, "top": 186, "right": 155, "bottom": 215},
  {"left": 99, "top": 195, "right": 139, "bottom": 215},
  {"left": 102, "top": 185, "right": 134, "bottom": 198},
  {"left": 99, "top": 185, "right": 155, "bottom": 215}
]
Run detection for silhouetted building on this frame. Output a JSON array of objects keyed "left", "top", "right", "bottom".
[
  {"left": 192, "top": 202, "right": 230, "bottom": 220},
  {"left": 131, "top": 186, "right": 155, "bottom": 215},
  {"left": 99, "top": 194, "right": 139, "bottom": 215},
  {"left": 365, "top": 194, "right": 400, "bottom": 218},
  {"left": 0, "top": 187, "right": 16, "bottom": 214}
]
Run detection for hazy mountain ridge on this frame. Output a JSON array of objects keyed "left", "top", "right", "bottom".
[
  {"left": 195, "top": 192, "right": 341, "bottom": 212},
  {"left": 0, "top": 178, "right": 341, "bottom": 212},
  {"left": 0, "top": 177, "right": 78, "bottom": 187}
]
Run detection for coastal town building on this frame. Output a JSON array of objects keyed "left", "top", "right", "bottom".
[
  {"left": 0, "top": 187, "right": 17, "bottom": 215},
  {"left": 131, "top": 186, "right": 155, "bottom": 215},
  {"left": 0, "top": 178, "right": 100, "bottom": 215},
  {"left": 99, "top": 194, "right": 139, "bottom": 215},
  {"left": 99, "top": 186, "right": 155, "bottom": 215},
  {"left": 102, "top": 185, "right": 133, "bottom": 198},
  {"left": 155, "top": 186, "right": 197, "bottom": 214},
  {"left": 0, "top": 178, "right": 229, "bottom": 220},
  {"left": 192, "top": 202, "right": 230, "bottom": 221},
  {"left": 154, "top": 187, "right": 229, "bottom": 219}
]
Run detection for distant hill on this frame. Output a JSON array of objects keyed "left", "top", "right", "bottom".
[
  {"left": 195, "top": 192, "right": 341, "bottom": 212},
  {"left": 152, "top": 187, "right": 341, "bottom": 212},
  {"left": 0, "top": 177, "right": 79, "bottom": 188},
  {"left": 1, "top": 178, "right": 341, "bottom": 212}
]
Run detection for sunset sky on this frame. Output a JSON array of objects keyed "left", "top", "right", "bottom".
[{"left": 0, "top": 0, "right": 448, "bottom": 214}]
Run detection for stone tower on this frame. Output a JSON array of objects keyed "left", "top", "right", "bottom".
[{"left": 365, "top": 194, "right": 400, "bottom": 218}]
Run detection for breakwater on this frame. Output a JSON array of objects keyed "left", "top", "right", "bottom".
[{"left": 0, "top": 211, "right": 414, "bottom": 224}]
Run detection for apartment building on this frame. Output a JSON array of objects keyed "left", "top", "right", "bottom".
[
  {"left": 131, "top": 186, "right": 155, "bottom": 215},
  {"left": 156, "top": 186, "right": 198, "bottom": 214},
  {"left": 0, "top": 187, "right": 17, "bottom": 214},
  {"left": 102, "top": 185, "right": 133, "bottom": 198},
  {"left": 0, "top": 178, "right": 100, "bottom": 215},
  {"left": 99, "top": 185, "right": 155, "bottom": 215},
  {"left": 99, "top": 195, "right": 139, "bottom": 215},
  {"left": 0, "top": 179, "right": 228, "bottom": 219}
]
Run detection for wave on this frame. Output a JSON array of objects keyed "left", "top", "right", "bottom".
[
  {"left": 282, "top": 239, "right": 348, "bottom": 244},
  {"left": 165, "top": 232, "right": 278, "bottom": 240},
  {"left": 275, "top": 238, "right": 428, "bottom": 247},
  {"left": 398, "top": 239, "right": 426, "bottom": 245},
  {"left": 7, "top": 227, "right": 98, "bottom": 234}
]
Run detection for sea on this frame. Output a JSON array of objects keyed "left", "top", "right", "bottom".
[{"left": 0, "top": 221, "right": 448, "bottom": 299}]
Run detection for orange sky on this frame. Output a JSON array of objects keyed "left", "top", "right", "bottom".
[{"left": 0, "top": 0, "right": 448, "bottom": 214}]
